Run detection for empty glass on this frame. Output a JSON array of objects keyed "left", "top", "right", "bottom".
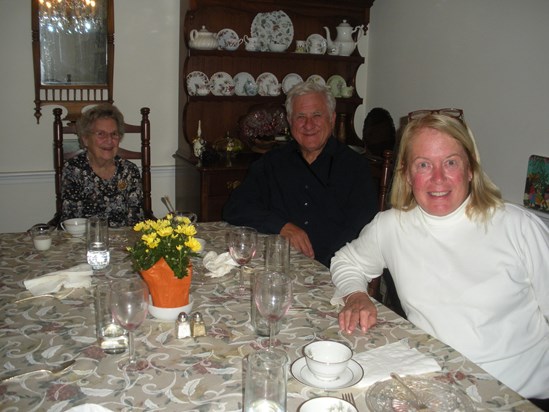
[
  {"left": 244, "top": 350, "right": 288, "bottom": 412},
  {"left": 264, "top": 235, "right": 290, "bottom": 274}
]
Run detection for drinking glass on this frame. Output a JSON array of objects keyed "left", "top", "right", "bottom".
[
  {"left": 227, "top": 226, "right": 258, "bottom": 297},
  {"left": 254, "top": 271, "right": 292, "bottom": 353},
  {"left": 244, "top": 350, "right": 288, "bottom": 412},
  {"left": 264, "top": 235, "right": 290, "bottom": 274},
  {"left": 86, "top": 216, "right": 110, "bottom": 271},
  {"left": 110, "top": 277, "right": 149, "bottom": 372}
]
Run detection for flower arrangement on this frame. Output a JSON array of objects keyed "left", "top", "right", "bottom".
[{"left": 127, "top": 215, "right": 201, "bottom": 279}]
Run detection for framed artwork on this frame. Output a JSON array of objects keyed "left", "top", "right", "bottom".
[{"left": 523, "top": 155, "right": 549, "bottom": 214}]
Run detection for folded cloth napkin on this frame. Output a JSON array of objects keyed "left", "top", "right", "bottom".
[
  {"left": 354, "top": 340, "right": 441, "bottom": 388},
  {"left": 202, "top": 251, "right": 239, "bottom": 278},
  {"left": 23, "top": 263, "right": 93, "bottom": 296}
]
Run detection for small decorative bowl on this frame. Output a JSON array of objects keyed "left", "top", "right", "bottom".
[
  {"left": 60, "top": 218, "right": 87, "bottom": 237},
  {"left": 303, "top": 340, "right": 353, "bottom": 381},
  {"left": 269, "top": 42, "right": 288, "bottom": 52},
  {"left": 148, "top": 296, "right": 194, "bottom": 321}
]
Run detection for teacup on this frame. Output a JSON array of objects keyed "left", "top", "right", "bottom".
[
  {"left": 60, "top": 218, "right": 88, "bottom": 237},
  {"left": 295, "top": 40, "right": 306, "bottom": 53},
  {"left": 304, "top": 340, "right": 352, "bottom": 381},
  {"left": 269, "top": 42, "right": 287, "bottom": 53},
  {"left": 244, "top": 35, "right": 259, "bottom": 52},
  {"left": 224, "top": 38, "right": 243, "bottom": 51},
  {"left": 341, "top": 86, "right": 354, "bottom": 98},
  {"left": 308, "top": 38, "right": 326, "bottom": 55}
]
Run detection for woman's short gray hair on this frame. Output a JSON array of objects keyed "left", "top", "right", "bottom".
[
  {"left": 285, "top": 82, "right": 336, "bottom": 119},
  {"left": 77, "top": 103, "right": 125, "bottom": 141}
]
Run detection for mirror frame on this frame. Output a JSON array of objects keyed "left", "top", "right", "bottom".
[{"left": 31, "top": 0, "right": 115, "bottom": 123}]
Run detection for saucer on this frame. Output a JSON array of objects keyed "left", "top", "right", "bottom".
[{"left": 291, "top": 357, "right": 363, "bottom": 389}]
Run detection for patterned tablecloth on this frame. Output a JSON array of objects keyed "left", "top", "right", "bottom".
[{"left": 0, "top": 222, "right": 539, "bottom": 411}]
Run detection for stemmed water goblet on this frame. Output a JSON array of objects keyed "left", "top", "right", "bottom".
[
  {"left": 254, "top": 271, "right": 292, "bottom": 354},
  {"left": 227, "top": 226, "right": 258, "bottom": 297},
  {"left": 110, "top": 277, "right": 149, "bottom": 372}
]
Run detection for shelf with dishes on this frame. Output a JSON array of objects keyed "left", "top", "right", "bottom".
[{"left": 187, "top": 48, "right": 365, "bottom": 62}]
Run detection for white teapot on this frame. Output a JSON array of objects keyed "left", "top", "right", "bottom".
[
  {"left": 189, "top": 26, "right": 218, "bottom": 50},
  {"left": 324, "top": 20, "right": 364, "bottom": 56}
]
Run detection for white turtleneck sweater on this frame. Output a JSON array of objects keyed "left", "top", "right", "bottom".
[{"left": 331, "top": 200, "right": 549, "bottom": 399}]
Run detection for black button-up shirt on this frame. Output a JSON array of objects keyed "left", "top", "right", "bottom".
[{"left": 223, "top": 137, "right": 378, "bottom": 267}]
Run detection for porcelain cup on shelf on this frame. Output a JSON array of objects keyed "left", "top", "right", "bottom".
[
  {"left": 225, "top": 38, "right": 243, "bottom": 51},
  {"left": 269, "top": 42, "right": 287, "bottom": 53},
  {"left": 244, "top": 35, "right": 259, "bottom": 51},
  {"left": 268, "top": 83, "right": 282, "bottom": 96},
  {"left": 341, "top": 85, "right": 354, "bottom": 98}
]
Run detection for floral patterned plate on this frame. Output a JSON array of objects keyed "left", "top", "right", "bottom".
[
  {"left": 209, "top": 72, "right": 235, "bottom": 96},
  {"left": 281, "top": 73, "right": 303, "bottom": 94},
  {"left": 251, "top": 10, "right": 294, "bottom": 52},
  {"left": 217, "top": 28, "right": 241, "bottom": 50},
  {"left": 306, "top": 74, "right": 326, "bottom": 86},
  {"left": 186, "top": 71, "right": 209, "bottom": 96},
  {"left": 233, "top": 72, "right": 255, "bottom": 96},
  {"left": 256, "top": 72, "right": 279, "bottom": 96}
]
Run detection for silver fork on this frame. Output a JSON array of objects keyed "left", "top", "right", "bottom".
[
  {"left": 342, "top": 392, "right": 358, "bottom": 410},
  {"left": 0, "top": 359, "right": 75, "bottom": 382}
]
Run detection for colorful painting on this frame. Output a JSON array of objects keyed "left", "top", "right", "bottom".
[{"left": 523, "top": 155, "right": 549, "bottom": 213}]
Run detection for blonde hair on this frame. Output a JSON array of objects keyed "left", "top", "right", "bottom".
[{"left": 390, "top": 114, "right": 503, "bottom": 224}]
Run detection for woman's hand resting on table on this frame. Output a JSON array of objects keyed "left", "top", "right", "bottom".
[{"left": 338, "top": 291, "right": 378, "bottom": 334}]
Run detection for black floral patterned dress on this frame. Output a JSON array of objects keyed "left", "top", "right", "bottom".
[{"left": 60, "top": 151, "right": 144, "bottom": 227}]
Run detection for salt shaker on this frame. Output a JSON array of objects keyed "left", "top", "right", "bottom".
[
  {"left": 191, "top": 312, "right": 206, "bottom": 337},
  {"left": 175, "top": 312, "right": 192, "bottom": 339}
]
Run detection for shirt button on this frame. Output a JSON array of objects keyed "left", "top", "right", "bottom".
[
  {"left": 305, "top": 185, "right": 309, "bottom": 189},
  {"left": 304, "top": 221, "right": 309, "bottom": 225},
  {"left": 304, "top": 202, "right": 309, "bottom": 207}
]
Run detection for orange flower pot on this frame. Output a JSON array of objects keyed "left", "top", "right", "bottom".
[{"left": 140, "top": 257, "right": 192, "bottom": 308}]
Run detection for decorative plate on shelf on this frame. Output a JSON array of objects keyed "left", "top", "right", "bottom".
[
  {"left": 306, "top": 33, "right": 327, "bottom": 55},
  {"left": 281, "top": 73, "right": 303, "bottom": 94},
  {"left": 217, "top": 28, "right": 240, "bottom": 50},
  {"left": 306, "top": 74, "right": 326, "bottom": 86},
  {"left": 366, "top": 377, "right": 476, "bottom": 412},
  {"left": 256, "top": 72, "right": 279, "bottom": 96},
  {"left": 251, "top": 10, "right": 294, "bottom": 52},
  {"left": 233, "top": 72, "right": 255, "bottom": 96},
  {"left": 186, "top": 71, "right": 209, "bottom": 96},
  {"left": 326, "top": 74, "right": 347, "bottom": 97},
  {"left": 208, "top": 72, "right": 235, "bottom": 96}
]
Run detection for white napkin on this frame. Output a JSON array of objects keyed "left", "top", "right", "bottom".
[
  {"left": 202, "top": 251, "right": 239, "bottom": 278},
  {"left": 354, "top": 340, "right": 441, "bottom": 388},
  {"left": 23, "top": 263, "right": 93, "bottom": 296}
]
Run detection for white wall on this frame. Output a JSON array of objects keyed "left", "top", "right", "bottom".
[
  {"left": 366, "top": 0, "right": 549, "bottom": 205},
  {"left": 0, "top": 0, "right": 180, "bottom": 232},
  {"left": 1, "top": 0, "right": 547, "bottom": 232}
]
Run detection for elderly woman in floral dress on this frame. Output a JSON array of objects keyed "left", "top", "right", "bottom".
[{"left": 60, "top": 104, "right": 144, "bottom": 227}]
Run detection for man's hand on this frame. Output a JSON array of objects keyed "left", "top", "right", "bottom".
[
  {"left": 338, "top": 291, "right": 377, "bottom": 334},
  {"left": 280, "top": 223, "right": 314, "bottom": 259}
]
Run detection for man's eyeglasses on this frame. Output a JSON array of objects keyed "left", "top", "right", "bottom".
[
  {"left": 92, "top": 130, "right": 121, "bottom": 140},
  {"left": 407, "top": 108, "right": 464, "bottom": 121}
]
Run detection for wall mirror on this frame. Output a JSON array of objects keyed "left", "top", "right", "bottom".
[{"left": 31, "top": 0, "right": 114, "bottom": 123}]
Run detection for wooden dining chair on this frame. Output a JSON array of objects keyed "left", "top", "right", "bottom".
[
  {"left": 49, "top": 107, "right": 154, "bottom": 226},
  {"left": 364, "top": 150, "right": 404, "bottom": 316}
]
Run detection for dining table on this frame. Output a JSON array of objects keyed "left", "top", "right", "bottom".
[{"left": 0, "top": 221, "right": 541, "bottom": 411}]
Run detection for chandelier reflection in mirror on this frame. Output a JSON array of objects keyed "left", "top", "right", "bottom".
[
  {"left": 32, "top": 0, "right": 113, "bottom": 122},
  {"left": 39, "top": 0, "right": 107, "bottom": 85}
]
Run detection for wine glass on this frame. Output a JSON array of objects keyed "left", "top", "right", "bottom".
[
  {"left": 110, "top": 277, "right": 149, "bottom": 372},
  {"left": 227, "top": 226, "right": 258, "bottom": 297},
  {"left": 254, "top": 271, "right": 292, "bottom": 353}
]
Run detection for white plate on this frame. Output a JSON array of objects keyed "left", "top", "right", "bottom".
[
  {"left": 299, "top": 396, "right": 358, "bottom": 412},
  {"left": 233, "top": 72, "right": 255, "bottom": 96},
  {"left": 366, "top": 376, "right": 476, "bottom": 412},
  {"left": 291, "top": 357, "right": 363, "bottom": 390},
  {"left": 208, "top": 71, "right": 235, "bottom": 96},
  {"left": 306, "top": 34, "right": 327, "bottom": 55},
  {"left": 217, "top": 28, "right": 240, "bottom": 50},
  {"left": 256, "top": 72, "right": 279, "bottom": 96},
  {"left": 306, "top": 74, "right": 326, "bottom": 87},
  {"left": 326, "top": 75, "right": 347, "bottom": 98},
  {"left": 251, "top": 10, "right": 294, "bottom": 52},
  {"left": 281, "top": 73, "right": 303, "bottom": 94},
  {"left": 186, "top": 71, "right": 209, "bottom": 96}
]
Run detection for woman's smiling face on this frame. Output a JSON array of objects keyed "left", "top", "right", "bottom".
[{"left": 407, "top": 127, "right": 472, "bottom": 216}]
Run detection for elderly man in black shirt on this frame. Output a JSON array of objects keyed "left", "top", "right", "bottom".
[{"left": 223, "top": 82, "right": 378, "bottom": 267}]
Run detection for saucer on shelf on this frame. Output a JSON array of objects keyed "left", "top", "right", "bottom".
[{"left": 291, "top": 356, "right": 363, "bottom": 390}]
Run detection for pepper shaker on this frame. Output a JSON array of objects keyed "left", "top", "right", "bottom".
[
  {"left": 175, "top": 312, "right": 192, "bottom": 339},
  {"left": 191, "top": 312, "right": 206, "bottom": 337}
]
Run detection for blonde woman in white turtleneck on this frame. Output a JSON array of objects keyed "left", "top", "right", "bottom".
[{"left": 331, "top": 110, "right": 549, "bottom": 403}]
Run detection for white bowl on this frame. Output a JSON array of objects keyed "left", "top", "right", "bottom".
[
  {"left": 299, "top": 396, "right": 357, "bottom": 412},
  {"left": 304, "top": 341, "right": 353, "bottom": 381},
  {"left": 269, "top": 43, "right": 287, "bottom": 52},
  {"left": 60, "top": 218, "right": 87, "bottom": 237},
  {"left": 148, "top": 295, "right": 194, "bottom": 321}
]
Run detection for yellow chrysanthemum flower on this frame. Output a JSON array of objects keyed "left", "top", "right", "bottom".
[
  {"left": 157, "top": 226, "right": 174, "bottom": 237},
  {"left": 185, "top": 237, "right": 202, "bottom": 253}
]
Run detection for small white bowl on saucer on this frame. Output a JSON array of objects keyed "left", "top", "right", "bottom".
[
  {"left": 304, "top": 340, "right": 353, "bottom": 381},
  {"left": 60, "top": 218, "right": 87, "bottom": 237},
  {"left": 299, "top": 396, "right": 357, "bottom": 412},
  {"left": 148, "top": 296, "right": 194, "bottom": 321}
]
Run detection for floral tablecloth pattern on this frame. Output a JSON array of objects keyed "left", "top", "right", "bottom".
[{"left": 0, "top": 222, "right": 538, "bottom": 411}]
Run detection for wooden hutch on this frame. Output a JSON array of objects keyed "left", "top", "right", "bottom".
[{"left": 175, "top": 0, "right": 375, "bottom": 221}]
